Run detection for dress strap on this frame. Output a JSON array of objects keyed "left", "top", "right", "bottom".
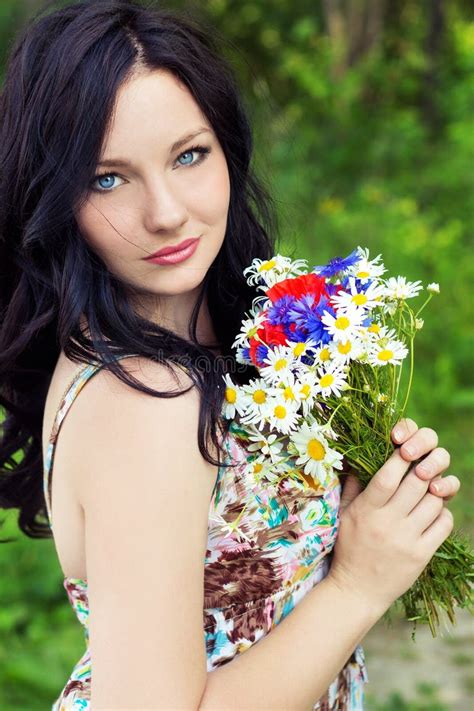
[{"left": 43, "top": 354, "right": 140, "bottom": 529}]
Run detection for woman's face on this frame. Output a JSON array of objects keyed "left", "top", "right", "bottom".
[{"left": 75, "top": 68, "right": 230, "bottom": 320}]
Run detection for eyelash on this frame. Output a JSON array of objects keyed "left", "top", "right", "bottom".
[{"left": 90, "top": 144, "right": 211, "bottom": 193}]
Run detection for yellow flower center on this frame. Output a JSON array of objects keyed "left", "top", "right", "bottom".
[
  {"left": 338, "top": 341, "right": 351, "bottom": 354},
  {"left": 293, "top": 342, "right": 305, "bottom": 356},
  {"left": 334, "top": 316, "right": 350, "bottom": 330},
  {"left": 320, "top": 347, "right": 331, "bottom": 361},
  {"left": 368, "top": 323, "right": 380, "bottom": 333},
  {"left": 300, "top": 383, "right": 311, "bottom": 399},
  {"left": 357, "top": 270, "right": 369, "bottom": 278},
  {"left": 225, "top": 387, "right": 236, "bottom": 403},
  {"left": 253, "top": 462, "right": 263, "bottom": 473},
  {"left": 319, "top": 373, "right": 335, "bottom": 388},
  {"left": 377, "top": 349, "right": 394, "bottom": 362},
  {"left": 274, "top": 404, "right": 287, "bottom": 419},
  {"left": 283, "top": 386, "right": 295, "bottom": 400},
  {"left": 274, "top": 358, "right": 287, "bottom": 371},
  {"left": 307, "top": 438, "right": 326, "bottom": 461},
  {"left": 253, "top": 389, "right": 266, "bottom": 404},
  {"left": 258, "top": 258, "right": 276, "bottom": 272},
  {"left": 352, "top": 293, "right": 367, "bottom": 306}
]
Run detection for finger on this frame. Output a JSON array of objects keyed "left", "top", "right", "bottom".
[
  {"left": 414, "top": 447, "right": 450, "bottom": 481},
  {"left": 363, "top": 447, "right": 412, "bottom": 509},
  {"left": 399, "top": 426, "right": 438, "bottom": 462},
  {"left": 418, "top": 507, "right": 454, "bottom": 558},
  {"left": 387, "top": 469, "right": 430, "bottom": 516},
  {"left": 391, "top": 418, "right": 418, "bottom": 445},
  {"left": 429, "top": 474, "right": 461, "bottom": 501},
  {"left": 407, "top": 490, "right": 444, "bottom": 535}
]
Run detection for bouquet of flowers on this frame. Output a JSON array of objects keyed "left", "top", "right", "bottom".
[{"left": 222, "top": 247, "right": 474, "bottom": 638}]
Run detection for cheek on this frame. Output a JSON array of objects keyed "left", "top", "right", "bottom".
[
  {"left": 75, "top": 202, "right": 121, "bottom": 255},
  {"left": 196, "top": 157, "right": 230, "bottom": 220}
]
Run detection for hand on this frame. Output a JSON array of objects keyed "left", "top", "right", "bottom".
[
  {"left": 391, "top": 418, "right": 461, "bottom": 503},
  {"left": 329, "top": 418, "right": 456, "bottom": 613}
]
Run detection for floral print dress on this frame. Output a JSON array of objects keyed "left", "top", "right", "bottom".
[{"left": 43, "top": 355, "right": 369, "bottom": 710}]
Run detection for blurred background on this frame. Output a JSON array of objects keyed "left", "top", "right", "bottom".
[{"left": 0, "top": 0, "right": 473, "bottom": 708}]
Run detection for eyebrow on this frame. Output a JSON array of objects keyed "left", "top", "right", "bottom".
[{"left": 97, "top": 127, "right": 212, "bottom": 168}]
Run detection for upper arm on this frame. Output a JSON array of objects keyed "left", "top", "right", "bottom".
[{"left": 76, "top": 359, "right": 217, "bottom": 708}]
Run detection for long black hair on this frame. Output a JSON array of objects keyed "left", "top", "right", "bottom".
[{"left": 0, "top": 0, "right": 280, "bottom": 539}]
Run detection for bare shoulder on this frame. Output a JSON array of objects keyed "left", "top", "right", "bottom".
[
  {"left": 69, "top": 355, "right": 211, "bottom": 504},
  {"left": 71, "top": 355, "right": 218, "bottom": 706}
]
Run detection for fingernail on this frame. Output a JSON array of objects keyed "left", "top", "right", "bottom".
[
  {"left": 393, "top": 428, "right": 402, "bottom": 442},
  {"left": 431, "top": 483, "right": 440, "bottom": 493},
  {"left": 403, "top": 445, "right": 414, "bottom": 457}
]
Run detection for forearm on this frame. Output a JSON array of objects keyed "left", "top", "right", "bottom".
[{"left": 198, "top": 575, "right": 385, "bottom": 711}]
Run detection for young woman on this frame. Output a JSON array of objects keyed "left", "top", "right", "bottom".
[{"left": 0, "top": 1, "right": 460, "bottom": 709}]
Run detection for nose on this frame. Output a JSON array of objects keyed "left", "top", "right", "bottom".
[{"left": 142, "top": 174, "right": 188, "bottom": 234}]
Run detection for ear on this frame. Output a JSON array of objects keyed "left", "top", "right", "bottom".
[{"left": 339, "top": 473, "right": 364, "bottom": 512}]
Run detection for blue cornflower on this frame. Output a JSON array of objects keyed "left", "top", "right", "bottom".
[
  {"left": 267, "top": 294, "right": 296, "bottom": 326},
  {"left": 255, "top": 343, "right": 269, "bottom": 366},
  {"left": 312, "top": 248, "right": 360, "bottom": 278},
  {"left": 241, "top": 346, "right": 251, "bottom": 362},
  {"left": 288, "top": 294, "right": 332, "bottom": 346},
  {"left": 282, "top": 321, "right": 308, "bottom": 342}
]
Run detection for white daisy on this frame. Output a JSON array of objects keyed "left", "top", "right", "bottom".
[
  {"left": 285, "top": 337, "right": 320, "bottom": 364},
  {"left": 262, "top": 397, "right": 302, "bottom": 435},
  {"left": 294, "top": 371, "right": 319, "bottom": 417},
  {"left": 239, "top": 378, "right": 271, "bottom": 429},
  {"left": 244, "top": 425, "right": 285, "bottom": 464},
  {"left": 329, "top": 336, "right": 364, "bottom": 364},
  {"left": 321, "top": 304, "right": 366, "bottom": 342},
  {"left": 231, "top": 311, "right": 266, "bottom": 350},
  {"left": 314, "top": 362, "right": 348, "bottom": 398},
  {"left": 383, "top": 276, "right": 423, "bottom": 300},
  {"left": 289, "top": 421, "right": 344, "bottom": 486},
  {"left": 244, "top": 457, "right": 279, "bottom": 486},
  {"left": 427, "top": 282, "right": 440, "bottom": 294},
  {"left": 243, "top": 254, "right": 308, "bottom": 288},
  {"left": 312, "top": 344, "right": 333, "bottom": 366},
  {"left": 259, "top": 344, "right": 297, "bottom": 385},
  {"left": 221, "top": 373, "right": 246, "bottom": 419},
  {"left": 267, "top": 373, "right": 304, "bottom": 410},
  {"left": 348, "top": 246, "right": 387, "bottom": 283},
  {"left": 368, "top": 339, "right": 409, "bottom": 366},
  {"left": 365, "top": 324, "right": 398, "bottom": 343},
  {"left": 364, "top": 321, "right": 383, "bottom": 337},
  {"left": 330, "top": 277, "right": 386, "bottom": 313}
]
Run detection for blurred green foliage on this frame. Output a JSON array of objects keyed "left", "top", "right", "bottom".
[{"left": 0, "top": 1, "right": 473, "bottom": 708}]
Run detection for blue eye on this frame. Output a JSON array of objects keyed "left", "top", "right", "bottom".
[
  {"left": 175, "top": 144, "right": 211, "bottom": 168},
  {"left": 97, "top": 175, "right": 121, "bottom": 190},
  {"left": 90, "top": 144, "right": 211, "bottom": 194},
  {"left": 178, "top": 151, "right": 194, "bottom": 166},
  {"left": 90, "top": 173, "right": 125, "bottom": 193}
]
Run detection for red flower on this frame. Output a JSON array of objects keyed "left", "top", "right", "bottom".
[
  {"left": 262, "top": 321, "right": 288, "bottom": 346},
  {"left": 248, "top": 320, "right": 289, "bottom": 367},
  {"left": 266, "top": 272, "right": 328, "bottom": 304}
]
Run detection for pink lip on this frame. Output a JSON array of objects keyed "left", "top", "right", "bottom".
[
  {"left": 144, "top": 237, "right": 200, "bottom": 260},
  {"left": 144, "top": 237, "right": 200, "bottom": 266}
]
